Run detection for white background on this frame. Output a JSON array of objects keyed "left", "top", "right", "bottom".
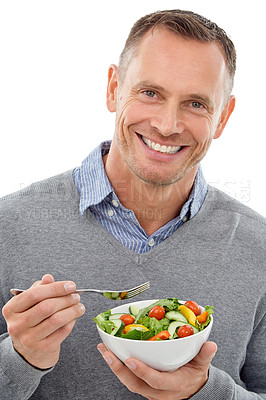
[{"left": 0, "top": 0, "right": 265, "bottom": 216}]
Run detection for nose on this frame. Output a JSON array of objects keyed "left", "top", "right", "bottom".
[{"left": 150, "top": 102, "right": 185, "bottom": 136}]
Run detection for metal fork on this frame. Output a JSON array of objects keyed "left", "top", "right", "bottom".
[{"left": 10, "top": 281, "right": 150, "bottom": 300}]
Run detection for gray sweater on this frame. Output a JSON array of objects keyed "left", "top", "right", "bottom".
[{"left": 0, "top": 170, "right": 265, "bottom": 400}]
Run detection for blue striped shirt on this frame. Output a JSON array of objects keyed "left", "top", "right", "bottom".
[{"left": 73, "top": 141, "right": 208, "bottom": 254}]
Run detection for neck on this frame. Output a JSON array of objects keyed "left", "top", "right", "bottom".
[{"left": 103, "top": 149, "right": 197, "bottom": 236}]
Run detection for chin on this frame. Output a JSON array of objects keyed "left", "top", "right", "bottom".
[{"left": 134, "top": 169, "right": 186, "bottom": 187}]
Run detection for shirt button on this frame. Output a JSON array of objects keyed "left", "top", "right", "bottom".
[
  {"left": 182, "top": 215, "right": 188, "bottom": 223},
  {"left": 108, "top": 209, "right": 114, "bottom": 217},
  {"left": 148, "top": 238, "right": 155, "bottom": 247},
  {"left": 112, "top": 199, "right": 119, "bottom": 207}
]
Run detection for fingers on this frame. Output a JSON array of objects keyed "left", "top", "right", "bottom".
[
  {"left": 40, "top": 274, "right": 55, "bottom": 285},
  {"left": 6, "top": 291, "right": 85, "bottom": 340},
  {"left": 98, "top": 343, "right": 173, "bottom": 393},
  {"left": 97, "top": 344, "right": 160, "bottom": 398},
  {"left": 200, "top": 341, "right": 217, "bottom": 360},
  {"left": 44, "top": 319, "right": 77, "bottom": 348},
  {"left": 97, "top": 341, "right": 217, "bottom": 399},
  {"left": 30, "top": 274, "right": 54, "bottom": 289},
  {"left": 31, "top": 280, "right": 42, "bottom": 288},
  {"left": 125, "top": 359, "right": 167, "bottom": 390},
  {"left": 31, "top": 301, "right": 85, "bottom": 340},
  {"left": 2, "top": 275, "right": 86, "bottom": 370},
  {"left": 97, "top": 343, "right": 136, "bottom": 385},
  {"left": 6, "top": 280, "right": 77, "bottom": 314},
  {"left": 23, "top": 293, "right": 81, "bottom": 328},
  {"left": 189, "top": 341, "right": 217, "bottom": 368}
]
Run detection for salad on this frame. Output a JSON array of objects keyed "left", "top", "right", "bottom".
[{"left": 94, "top": 298, "right": 213, "bottom": 341}]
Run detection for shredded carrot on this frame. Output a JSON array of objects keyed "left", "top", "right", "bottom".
[{"left": 196, "top": 311, "right": 208, "bottom": 323}]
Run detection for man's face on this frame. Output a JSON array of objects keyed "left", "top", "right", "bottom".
[{"left": 107, "top": 29, "right": 235, "bottom": 187}]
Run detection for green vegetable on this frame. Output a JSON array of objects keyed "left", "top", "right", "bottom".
[
  {"left": 93, "top": 297, "right": 213, "bottom": 341},
  {"left": 141, "top": 316, "right": 170, "bottom": 335},
  {"left": 111, "top": 319, "right": 125, "bottom": 336},
  {"left": 135, "top": 298, "right": 180, "bottom": 323},
  {"left": 129, "top": 305, "right": 139, "bottom": 316},
  {"left": 121, "top": 329, "right": 154, "bottom": 340},
  {"left": 93, "top": 309, "right": 114, "bottom": 333},
  {"left": 95, "top": 319, "right": 114, "bottom": 334}
]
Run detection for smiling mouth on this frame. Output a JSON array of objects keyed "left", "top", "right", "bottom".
[{"left": 140, "top": 135, "right": 184, "bottom": 154}]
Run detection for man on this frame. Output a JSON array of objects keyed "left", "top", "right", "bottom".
[{"left": 0, "top": 9, "right": 265, "bottom": 400}]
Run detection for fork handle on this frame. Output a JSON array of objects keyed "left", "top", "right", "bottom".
[
  {"left": 75, "top": 289, "right": 102, "bottom": 293},
  {"left": 10, "top": 288, "right": 104, "bottom": 295}
]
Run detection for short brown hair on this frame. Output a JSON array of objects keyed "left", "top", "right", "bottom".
[{"left": 118, "top": 9, "right": 237, "bottom": 95}]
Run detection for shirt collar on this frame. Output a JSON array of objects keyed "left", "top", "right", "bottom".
[
  {"left": 185, "top": 165, "right": 207, "bottom": 219},
  {"left": 74, "top": 141, "right": 113, "bottom": 215},
  {"left": 74, "top": 141, "right": 207, "bottom": 218}
]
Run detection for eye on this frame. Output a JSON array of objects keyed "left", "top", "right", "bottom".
[
  {"left": 143, "top": 90, "right": 157, "bottom": 98},
  {"left": 191, "top": 101, "right": 203, "bottom": 109}
]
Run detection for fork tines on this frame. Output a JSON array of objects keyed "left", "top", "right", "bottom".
[{"left": 125, "top": 281, "right": 150, "bottom": 299}]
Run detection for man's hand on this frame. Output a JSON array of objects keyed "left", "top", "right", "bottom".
[
  {"left": 2, "top": 274, "right": 85, "bottom": 369},
  {"left": 97, "top": 341, "right": 217, "bottom": 399}
]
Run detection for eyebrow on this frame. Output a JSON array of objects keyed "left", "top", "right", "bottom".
[
  {"left": 186, "top": 93, "right": 214, "bottom": 109},
  {"left": 132, "top": 81, "right": 170, "bottom": 94},
  {"left": 132, "top": 81, "right": 214, "bottom": 109}
]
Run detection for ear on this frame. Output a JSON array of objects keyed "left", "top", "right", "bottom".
[
  {"left": 106, "top": 64, "right": 119, "bottom": 112},
  {"left": 213, "top": 95, "right": 236, "bottom": 139}
]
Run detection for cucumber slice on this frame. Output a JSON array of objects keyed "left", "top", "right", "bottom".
[
  {"left": 190, "top": 324, "right": 199, "bottom": 334},
  {"left": 111, "top": 319, "right": 125, "bottom": 336},
  {"left": 111, "top": 292, "right": 120, "bottom": 299},
  {"left": 103, "top": 292, "right": 113, "bottom": 299},
  {"left": 168, "top": 321, "right": 199, "bottom": 337},
  {"left": 103, "top": 292, "right": 121, "bottom": 299},
  {"left": 129, "top": 305, "right": 139, "bottom": 316},
  {"left": 109, "top": 313, "right": 127, "bottom": 320},
  {"left": 168, "top": 321, "right": 186, "bottom": 337},
  {"left": 165, "top": 310, "right": 188, "bottom": 323}
]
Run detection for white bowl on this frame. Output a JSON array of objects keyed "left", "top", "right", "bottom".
[{"left": 96, "top": 299, "right": 213, "bottom": 372}]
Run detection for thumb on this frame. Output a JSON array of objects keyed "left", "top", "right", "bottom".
[
  {"left": 41, "top": 274, "right": 55, "bottom": 285},
  {"left": 31, "top": 274, "right": 55, "bottom": 288},
  {"left": 194, "top": 341, "right": 217, "bottom": 367}
]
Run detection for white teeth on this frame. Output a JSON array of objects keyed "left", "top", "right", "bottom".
[{"left": 142, "top": 136, "right": 181, "bottom": 154}]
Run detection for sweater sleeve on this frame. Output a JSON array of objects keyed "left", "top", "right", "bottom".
[
  {"left": 0, "top": 334, "right": 52, "bottom": 399},
  {"left": 190, "top": 311, "right": 266, "bottom": 400},
  {"left": 190, "top": 365, "right": 266, "bottom": 400}
]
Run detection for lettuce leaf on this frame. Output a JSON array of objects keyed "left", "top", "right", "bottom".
[
  {"left": 135, "top": 298, "right": 180, "bottom": 323},
  {"left": 93, "top": 309, "right": 114, "bottom": 334},
  {"left": 121, "top": 329, "right": 155, "bottom": 340},
  {"left": 141, "top": 316, "right": 170, "bottom": 334}
]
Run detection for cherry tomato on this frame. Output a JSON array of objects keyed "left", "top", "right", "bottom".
[
  {"left": 185, "top": 300, "right": 200, "bottom": 316},
  {"left": 148, "top": 306, "right": 165, "bottom": 320},
  {"left": 177, "top": 325, "right": 194, "bottom": 338},
  {"left": 120, "top": 314, "right": 135, "bottom": 326}
]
